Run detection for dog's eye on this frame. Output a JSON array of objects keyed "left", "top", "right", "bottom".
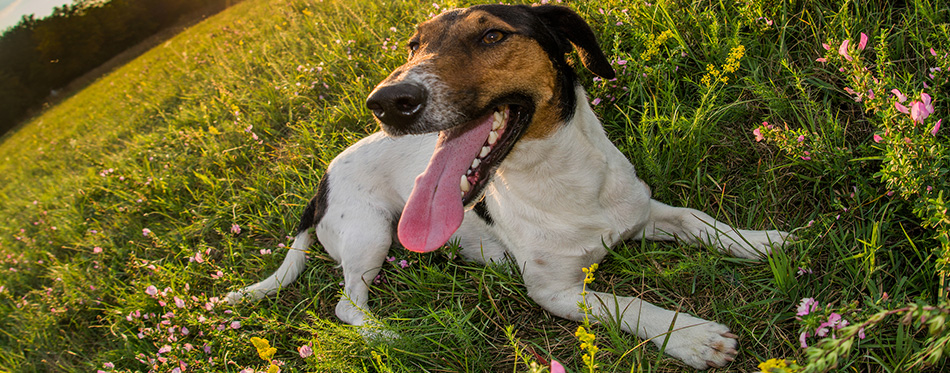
[
  {"left": 481, "top": 30, "right": 506, "bottom": 45},
  {"left": 408, "top": 42, "right": 420, "bottom": 57}
]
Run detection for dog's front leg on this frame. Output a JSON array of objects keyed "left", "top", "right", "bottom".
[
  {"left": 519, "top": 254, "right": 737, "bottom": 370},
  {"left": 636, "top": 199, "right": 790, "bottom": 259}
]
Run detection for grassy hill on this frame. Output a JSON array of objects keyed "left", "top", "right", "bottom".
[{"left": 0, "top": 0, "right": 948, "bottom": 371}]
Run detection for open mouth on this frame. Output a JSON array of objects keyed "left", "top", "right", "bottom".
[
  {"left": 397, "top": 102, "right": 530, "bottom": 253},
  {"left": 459, "top": 105, "right": 520, "bottom": 205}
]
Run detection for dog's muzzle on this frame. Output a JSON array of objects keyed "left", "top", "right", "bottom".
[{"left": 365, "top": 83, "right": 427, "bottom": 131}]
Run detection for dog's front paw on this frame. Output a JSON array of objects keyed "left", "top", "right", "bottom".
[
  {"left": 727, "top": 229, "right": 792, "bottom": 259},
  {"left": 660, "top": 316, "right": 738, "bottom": 370}
]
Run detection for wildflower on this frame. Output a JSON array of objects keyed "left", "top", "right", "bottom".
[
  {"left": 873, "top": 134, "right": 883, "bottom": 143},
  {"left": 175, "top": 297, "right": 186, "bottom": 308},
  {"left": 231, "top": 224, "right": 241, "bottom": 234},
  {"left": 142, "top": 228, "right": 152, "bottom": 236},
  {"left": 895, "top": 102, "right": 909, "bottom": 114},
  {"left": 398, "top": 259, "right": 409, "bottom": 268},
  {"left": 753, "top": 128, "right": 765, "bottom": 142},
  {"left": 797, "top": 134, "right": 805, "bottom": 143},
  {"left": 551, "top": 360, "right": 566, "bottom": 373},
  {"left": 891, "top": 89, "right": 907, "bottom": 102},
  {"left": 759, "top": 358, "right": 789, "bottom": 372},
  {"left": 822, "top": 43, "right": 831, "bottom": 50},
  {"left": 796, "top": 298, "right": 817, "bottom": 316},
  {"left": 591, "top": 98, "right": 602, "bottom": 105},
  {"left": 230, "top": 321, "right": 242, "bottom": 329},
  {"left": 298, "top": 344, "right": 313, "bottom": 358},
  {"left": 933, "top": 119, "right": 942, "bottom": 135},
  {"left": 260, "top": 249, "right": 272, "bottom": 255},
  {"left": 857, "top": 33, "right": 868, "bottom": 51},
  {"left": 158, "top": 345, "right": 172, "bottom": 354},
  {"left": 911, "top": 101, "right": 930, "bottom": 123},
  {"left": 797, "top": 267, "right": 813, "bottom": 276},
  {"left": 816, "top": 57, "right": 827, "bottom": 63},
  {"left": 93, "top": 246, "right": 102, "bottom": 254},
  {"left": 921, "top": 92, "right": 934, "bottom": 114},
  {"left": 386, "top": 256, "right": 395, "bottom": 262},
  {"left": 250, "top": 337, "right": 277, "bottom": 360},
  {"left": 838, "top": 39, "right": 852, "bottom": 61},
  {"left": 145, "top": 285, "right": 159, "bottom": 296},
  {"left": 799, "top": 331, "right": 810, "bottom": 348}
]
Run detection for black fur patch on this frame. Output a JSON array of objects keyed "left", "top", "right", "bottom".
[
  {"left": 294, "top": 171, "right": 331, "bottom": 235},
  {"left": 472, "top": 199, "right": 493, "bottom": 226}
]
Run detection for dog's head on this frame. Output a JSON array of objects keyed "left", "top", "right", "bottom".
[{"left": 366, "top": 4, "right": 614, "bottom": 252}]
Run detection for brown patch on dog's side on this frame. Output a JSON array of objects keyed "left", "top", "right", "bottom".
[{"left": 410, "top": 9, "right": 564, "bottom": 139}]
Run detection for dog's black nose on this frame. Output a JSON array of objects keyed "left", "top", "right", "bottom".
[{"left": 366, "top": 83, "right": 427, "bottom": 128}]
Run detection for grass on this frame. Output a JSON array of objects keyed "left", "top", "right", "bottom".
[{"left": 0, "top": 0, "right": 947, "bottom": 372}]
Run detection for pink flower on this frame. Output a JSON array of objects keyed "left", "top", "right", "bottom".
[
  {"left": 230, "top": 321, "right": 241, "bottom": 329},
  {"left": 921, "top": 92, "right": 934, "bottom": 114},
  {"left": 145, "top": 285, "right": 158, "bottom": 296},
  {"left": 800, "top": 331, "right": 810, "bottom": 348},
  {"left": 551, "top": 360, "right": 566, "bottom": 373},
  {"left": 797, "top": 134, "right": 805, "bottom": 142},
  {"left": 873, "top": 134, "right": 883, "bottom": 143},
  {"left": 753, "top": 128, "right": 764, "bottom": 142},
  {"left": 399, "top": 259, "right": 409, "bottom": 268},
  {"left": 796, "top": 298, "right": 818, "bottom": 316},
  {"left": 174, "top": 296, "right": 186, "bottom": 308},
  {"left": 858, "top": 327, "right": 866, "bottom": 339},
  {"left": 231, "top": 224, "right": 241, "bottom": 234},
  {"left": 857, "top": 33, "right": 868, "bottom": 51},
  {"left": 931, "top": 48, "right": 938, "bottom": 57},
  {"left": 104, "top": 362, "right": 114, "bottom": 369},
  {"left": 895, "top": 102, "right": 909, "bottom": 114},
  {"left": 298, "top": 344, "right": 313, "bottom": 358},
  {"left": 158, "top": 345, "right": 172, "bottom": 354},
  {"left": 386, "top": 256, "right": 396, "bottom": 262},
  {"left": 591, "top": 98, "right": 602, "bottom": 105},
  {"left": 838, "top": 39, "right": 852, "bottom": 61},
  {"left": 822, "top": 43, "right": 831, "bottom": 50},
  {"left": 891, "top": 88, "right": 907, "bottom": 102},
  {"left": 93, "top": 247, "right": 102, "bottom": 254},
  {"left": 933, "top": 119, "right": 942, "bottom": 136},
  {"left": 142, "top": 228, "right": 152, "bottom": 237},
  {"left": 911, "top": 97, "right": 933, "bottom": 124},
  {"left": 260, "top": 249, "right": 272, "bottom": 255},
  {"left": 816, "top": 57, "right": 827, "bottom": 63}
]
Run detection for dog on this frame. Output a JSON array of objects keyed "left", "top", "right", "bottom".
[{"left": 226, "top": 4, "right": 789, "bottom": 370}]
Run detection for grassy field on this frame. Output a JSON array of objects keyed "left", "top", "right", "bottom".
[{"left": 0, "top": 0, "right": 948, "bottom": 372}]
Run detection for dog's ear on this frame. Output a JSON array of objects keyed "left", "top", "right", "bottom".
[{"left": 529, "top": 5, "right": 616, "bottom": 80}]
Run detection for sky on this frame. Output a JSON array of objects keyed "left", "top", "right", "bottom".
[{"left": 0, "top": 0, "right": 74, "bottom": 32}]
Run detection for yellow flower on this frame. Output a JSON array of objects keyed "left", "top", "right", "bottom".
[
  {"left": 250, "top": 337, "right": 277, "bottom": 361},
  {"left": 757, "top": 358, "right": 800, "bottom": 373}
]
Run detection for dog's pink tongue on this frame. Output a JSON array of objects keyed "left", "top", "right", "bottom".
[{"left": 398, "top": 115, "right": 493, "bottom": 252}]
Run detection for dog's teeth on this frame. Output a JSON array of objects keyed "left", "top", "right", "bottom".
[
  {"left": 471, "top": 158, "right": 480, "bottom": 169},
  {"left": 487, "top": 131, "right": 498, "bottom": 145},
  {"left": 460, "top": 175, "right": 471, "bottom": 193},
  {"left": 492, "top": 112, "right": 503, "bottom": 130},
  {"left": 479, "top": 146, "right": 490, "bottom": 158}
]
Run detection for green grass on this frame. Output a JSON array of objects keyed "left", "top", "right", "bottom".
[{"left": 0, "top": 0, "right": 948, "bottom": 372}]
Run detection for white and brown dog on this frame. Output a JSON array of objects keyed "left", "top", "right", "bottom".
[{"left": 227, "top": 4, "right": 789, "bottom": 369}]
